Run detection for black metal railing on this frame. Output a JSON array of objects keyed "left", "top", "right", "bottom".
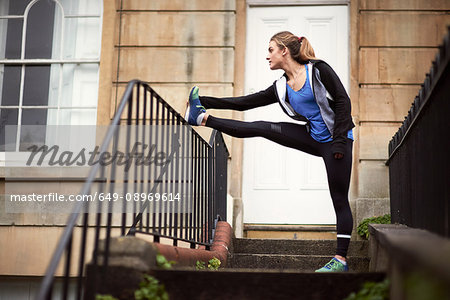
[
  {"left": 387, "top": 26, "right": 449, "bottom": 238},
  {"left": 36, "top": 80, "right": 229, "bottom": 299}
]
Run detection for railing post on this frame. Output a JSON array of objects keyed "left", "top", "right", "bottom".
[
  {"left": 207, "top": 136, "right": 214, "bottom": 245},
  {"left": 214, "top": 133, "right": 228, "bottom": 222}
]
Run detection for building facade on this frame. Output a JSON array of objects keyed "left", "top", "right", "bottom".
[{"left": 0, "top": 0, "right": 449, "bottom": 297}]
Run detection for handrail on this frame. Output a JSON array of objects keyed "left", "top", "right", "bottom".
[{"left": 36, "top": 80, "right": 229, "bottom": 299}]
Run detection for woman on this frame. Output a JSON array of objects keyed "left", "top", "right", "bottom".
[{"left": 185, "top": 31, "right": 355, "bottom": 272}]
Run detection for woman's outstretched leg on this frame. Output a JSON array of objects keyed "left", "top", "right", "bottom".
[
  {"left": 206, "top": 115, "right": 273, "bottom": 138},
  {"left": 205, "top": 115, "right": 321, "bottom": 156},
  {"left": 199, "top": 90, "right": 276, "bottom": 111},
  {"left": 185, "top": 87, "right": 315, "bottom": 152}
]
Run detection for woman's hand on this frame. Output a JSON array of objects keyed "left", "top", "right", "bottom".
[{"left": 334, "top": 153, "right": 344, "bottom": 160}]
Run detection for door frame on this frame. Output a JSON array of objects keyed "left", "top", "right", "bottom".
[
  {"left": 240, "top": 2, "right": 352, "bottom": 225},
  {"left": 246, "top": 0, "right": 350, "bottom": 6}
]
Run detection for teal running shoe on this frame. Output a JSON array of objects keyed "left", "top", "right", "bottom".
[
  {"left": 315, "top": 257, "right": 349, "bottom": 272},
  {"left": 185, "top": 86, "right": 206, "bottom": 126}
]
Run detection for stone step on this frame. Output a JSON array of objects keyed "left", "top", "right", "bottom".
[
  {"left": 233, "top": 238, "right": 368, "bottom": 257},
  {"left": 153, "top": 268, "right": 385, "bottom": 300},
  {"left": 244, "top": 224, "right": 337, "bottom": 239},
  {"left": 230, "top": 253, "right": 370, "bottom": 272}
]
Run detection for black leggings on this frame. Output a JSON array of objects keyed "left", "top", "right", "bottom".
[{"left": 205, "top": 115, "right": 353, "bottom": 257}]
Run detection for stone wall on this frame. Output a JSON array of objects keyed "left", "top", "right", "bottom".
[
  {"left": 353, "top": 0, "right": 450, "bottom": 225},
  {"left": 101, "top": 0, "right": 237, "bottom": 135}
]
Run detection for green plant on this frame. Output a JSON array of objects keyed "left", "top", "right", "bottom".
[
  {"left": 156, "top": 253, "right": 176, "bottom": 269},
  {"left": 344, "top": 279, "right": 390, "bottom": 300},
  {"left": 208, "top": 257, "right": 221, "bottom": 270},
  {"left": 96, "top": 295, "right": 119, "bottom": 300},
  {"left": 196, "top": 257, "right": 221, "bottom": 270},
  {"left": 196, "top": 260, "right": 206, "bottom": 270},
  {"left": 134, "top": 274, "right": 169, "bottom": 300},
  {"left": 357, "top": 214, "right": 391, "bottom": 239}
]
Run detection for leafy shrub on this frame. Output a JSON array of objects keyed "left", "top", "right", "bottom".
[
  {"left": 208, "top": 257, "right": 221, "bottom": 270},
  {"left": 357, "top": 214, "right": 391, "bottom": 239},
  {"left": 196, "top": 257, "right": 221, "bottom": 270},
  {"left": 344, "top": 279, "right": 390, "bottom": 300},
  {"left": 156, "top": 253, "right": 176, "bottom": 269},
  {"left": 196, "top": 260, "right": 206, "bottom": 270},
  {"left": 95, "top": 254, "right": 172, "bottom": 300},
  {"left": 134, "top": 274, "right": 169, "bottom": 300}
]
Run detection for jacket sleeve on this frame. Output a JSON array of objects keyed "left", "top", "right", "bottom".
[
  {"left": 200, "top": 85, "right": 278, "bottom": 111},
  {"left": 315, "top": 62, "right": 355, "bottom": 154}
]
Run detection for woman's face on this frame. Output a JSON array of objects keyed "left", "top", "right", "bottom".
[{"left": 266, "top": 40, "right": 286, "bottom": 70}]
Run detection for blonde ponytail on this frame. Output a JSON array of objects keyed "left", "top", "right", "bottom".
[{"left": 270, "top": 31, "right": 317, "bottom": 64}]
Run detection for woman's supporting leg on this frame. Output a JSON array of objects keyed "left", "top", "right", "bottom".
[
  {"left": 206, "top": 114, "right": 354, "bottom": 260},
  {"left": 205, "top": 115, "right": 321, "bottom": 156},
  {"left": 321, "top": 140, "right": 354, "bottom": 258}
]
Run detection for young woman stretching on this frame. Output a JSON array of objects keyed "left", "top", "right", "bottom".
[{"left": 185, "top": 31, "right": 355, "bottom": 272}]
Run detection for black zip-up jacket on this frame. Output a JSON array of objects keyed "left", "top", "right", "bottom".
[{"left": 200, "top": 60, "right": 355, "bottom": 155}]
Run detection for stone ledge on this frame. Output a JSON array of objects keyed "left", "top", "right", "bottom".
[
  {"left": 369, "top": 224, "right": 450, "bottom": 282},
  {"left": 95, "top": 221, "right": 233, "bottom": 269},
  {"left": 153, "top": 269, "right": 386, "bottom": 300},
  {"left": 151, "top": 221, "right": 233, "bottom": 267},
  {"left": 85, "top": 221, "right": 233, "bottom": 299}
]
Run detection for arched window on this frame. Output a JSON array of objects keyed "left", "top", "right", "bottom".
[{"left": 0, "top": 0, "right": 102, "bottom": 152}]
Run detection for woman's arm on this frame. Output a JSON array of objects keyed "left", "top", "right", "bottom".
[
  {"left": 200, "top": 85, "right": 278, "bottom": 111},
  {"left": 315, "top": 62, "right": 355, "bottom": 156}
]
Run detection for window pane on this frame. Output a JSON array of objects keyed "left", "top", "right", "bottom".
[
  {"left": 0, "top": 20, "right": 8, "bottom": 59},
  {"left": 22, "top": 65, "right": 51, "bottom": 106},
  {"left": 47, "top": 64, "right": 61, "bottom": 107},
  {"left": 63, "top": 17, "right": 101, "bottom": 59},
  {"left": 3, "top": 0, "right": 32, "bottom": 16},
  {"left": 0, "top": 19, "right": 23, "bottom": 59},
  {"left": 61, "top": 64, "right": 99, "bottom": 107},
  {"left": 25, "top": 0, "right": 55, "bottom": 59},
  {"left": 60, "top": 0, "right": 101, "bottom": 16},
  {"left": 0, "top": 108, "right": 18, "bottom": 151},
  {"left": 47, "top": 108, "right": 97, "bottom": 126},
  {"left": 58, "top": 108, "right": 97, "bottom": 125},
  {"left": 0, "top": 65, "right": 21, "bottom": 106},
  {"left": 50, "top": 3, "right": 63, "bottom": 60},
  {"left": 22, "top": 108, "right": 47, "bottom": 125},
  {"left": 46, "top": 107, "right": 58, "bottom": 126},
  {"left": 19, "top": 124, "right": 47, "bottom": 151},
  {"left": 20, "top": 108, "right": 47, "bottom": 150}
]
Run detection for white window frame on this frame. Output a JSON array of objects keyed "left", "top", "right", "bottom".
[{"left": 0, "top": 0, "right": 103, "bottom": 161}]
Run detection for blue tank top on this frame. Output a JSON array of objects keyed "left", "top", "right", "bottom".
[{"left": 286, "top": 65, "right": 353, "bottom": 143}]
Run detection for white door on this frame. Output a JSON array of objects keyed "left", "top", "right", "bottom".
[{"left": 242, "top": 5, "right": 349, "bottom": 224}]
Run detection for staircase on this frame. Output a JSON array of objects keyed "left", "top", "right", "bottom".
[
  {"left": 153, "top": 238, "right": 386, "bottom": 300},
  {"left": 231, "top": 238, "right": 370, "bottom": 271}
]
